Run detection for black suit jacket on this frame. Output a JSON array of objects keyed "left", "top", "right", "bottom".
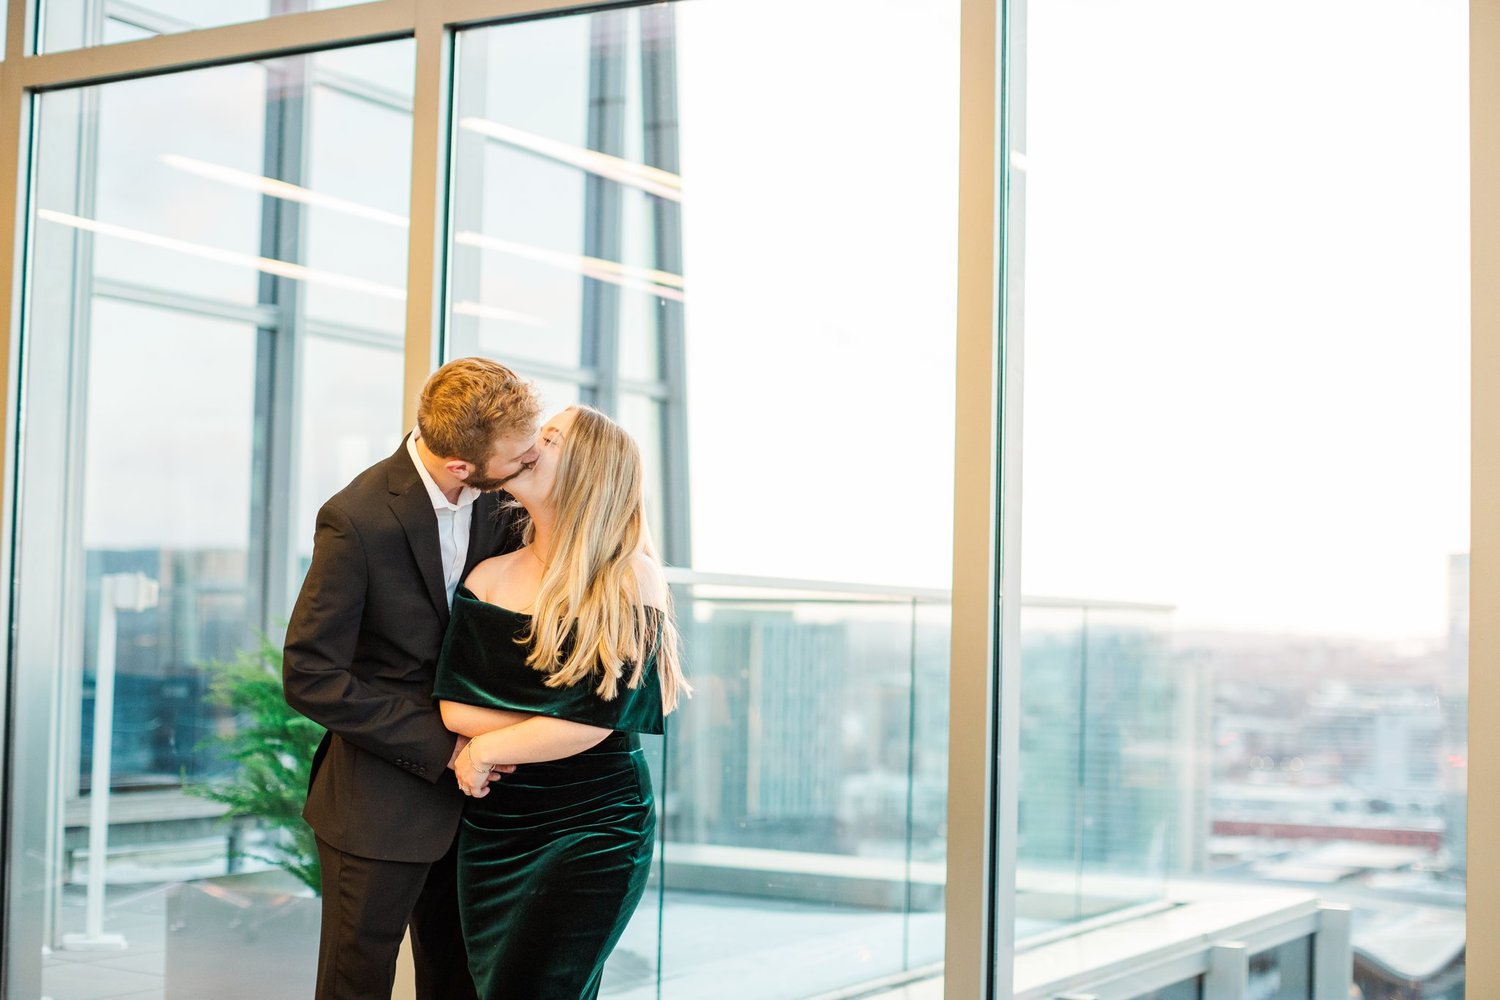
[{"left": 284, "top": 437, "right": 522, "bottom": 862}]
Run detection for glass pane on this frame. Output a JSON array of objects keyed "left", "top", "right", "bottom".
[
  {"left": 295, "top": 337, "right": 404, "bottom": 578},
  {"left": 448, "top": 11, "right": 594, "bottom": 373},
  {"left": 450, "top": 3, "right": 959, "bottom": 997},
  {"left": 8, "top": 41, "right": 411, "bottom": 1000},
  {"left": 42, "top": 0, "right": 372, "bottom": 53},
  {"left": 312, "top": 40, "right": 416, "bottom": 94},
  {"left": 616, "top": 393, "right": 666, "bottom": 552},
  {"left": 1250, "top": 937, "right": 1313, "bottom": 1000},
  {"left": 1016, "top": 603, "right": 1174, "bottom": 933},
  {"left": 909, "top": 599, "right": 952, "bottom": 966},
  {"left": 92, "top": 62, "right": 267, "bottom": 305},
  {"left": 617, "top": 274, "right": 666, "bottom": 382},
  {"left": 663, "top": 585, "right": 921, "bottom": 997},
  {"left": 302, "top": 81, "right": 414, "bottom": 336},
  {"left": 1016, "top": 0, "right": 1468, "bottom": 995},
  {"left": 81, "top": 300, "right": 257, "bottom": 791},
  {"left": 531, "top": 376, "right": 584, "bottom": 412}
]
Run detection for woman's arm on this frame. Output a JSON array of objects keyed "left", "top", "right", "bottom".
[
  {"left": 455, "top": 717, "right": 611, "bottom": 797},
  {"left": 439, "top": 700, "right": 531, "bottom": 738}
]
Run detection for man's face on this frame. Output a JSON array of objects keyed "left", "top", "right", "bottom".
[{"left": 462, "top": 429, "right": 539, "bottom": 492}]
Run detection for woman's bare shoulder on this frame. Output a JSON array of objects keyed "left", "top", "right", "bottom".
[
  {"left": 632, "top": 553, "right": 669, "bottom": 610},
  {"left": 465, "top": 549, "right": 530, "bottom": 602}
]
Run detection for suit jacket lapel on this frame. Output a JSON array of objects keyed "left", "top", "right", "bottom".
[
  {"left": 463, "top": 495, "right": 496, "bottom": 579},
  {"left": 387, "top": 438, "right": 450, "bottom": 628}
]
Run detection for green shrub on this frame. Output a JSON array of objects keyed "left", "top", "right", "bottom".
[{"left": 190, "top": 636, "right": 324, "bottom": 895}]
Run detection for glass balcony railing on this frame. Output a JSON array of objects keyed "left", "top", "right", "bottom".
[
  {"left": 1014, "top": 600, "right": 1179, "bottom": 934},
  {"left": 634, "top": 574, "right": 1365, "bottom": 1000},
  {"left": 42, "top": 567, "right": 1370, "bottom": 1000},
  {"left": 611, "top": 571, "right": 952, "bottom": 998},
  {"left": 611, "top": 571, "right": 1179, "bottom": 998}
]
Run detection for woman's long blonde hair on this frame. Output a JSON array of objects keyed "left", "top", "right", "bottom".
[{"left": 519, "top": 405, "right": 687, "bottom": 712}]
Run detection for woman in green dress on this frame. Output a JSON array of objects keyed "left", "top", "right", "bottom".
[{"left": 434, "top": 404, "right": 689, "bottom": 1000}]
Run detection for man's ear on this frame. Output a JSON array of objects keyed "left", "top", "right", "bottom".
[{"left": 445, "top": 459, "right": 474, "bottom": 481}]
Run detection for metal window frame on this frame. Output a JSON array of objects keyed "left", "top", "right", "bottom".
[
  {"left": 0, "top": 1, "right": 1478, "bottom": 999},
  {"left": 949, "top": 0, "right": 1007, "bottom": 995},
  {"left": 1470, "top": 0, "right": 1499, "bottom": 993},
  {"left": 0, "top": 1, "right": 1011, "bottom": 998}
]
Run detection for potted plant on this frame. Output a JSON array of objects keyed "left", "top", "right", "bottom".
[{"left": 190, "top": 635, "right": 324, "bottom": 892}]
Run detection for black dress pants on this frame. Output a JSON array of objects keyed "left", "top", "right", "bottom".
[{"left": 314, "top": 834, "right": 479, "bottom": 1000}]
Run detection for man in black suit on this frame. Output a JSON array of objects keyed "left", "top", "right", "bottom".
[{"left": 284, "top": 357, "right": 542, "bottom": 1000}]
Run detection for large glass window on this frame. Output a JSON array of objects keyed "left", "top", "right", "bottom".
[
  {"left": 7, "top": 41, "right": 411, "bottom": 999},
  {"left": 0, "top": 1, "right": 1472, "bottom": 998},
  {"left": 448, "top": 9, "right": 689, "bottom": 558},
  {"left": 449, "top": 3, "right": 959, "bottom": 996},
  {"left": 1015, "top": 0, "right": 1468, "bottom": 993}
]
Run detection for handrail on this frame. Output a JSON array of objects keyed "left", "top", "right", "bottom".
[
  {"left": 662, "top": 566, "right": 1175, "bottom": 613},
  {"left": 662, "top": 567, "right": 950, "bottom": 602}
]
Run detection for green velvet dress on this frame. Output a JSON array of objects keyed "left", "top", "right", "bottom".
[{"left": 433, "top": 587, "right": 664, "bottom": 1000}]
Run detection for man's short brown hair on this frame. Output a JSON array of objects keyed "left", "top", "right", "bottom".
[{"left": 417, "top": 357, "right": 541, "bottom": 464}]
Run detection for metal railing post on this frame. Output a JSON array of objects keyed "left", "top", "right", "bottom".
[
  {"left": 1205, "top": 941, "right": 1249, "bottom": 1000},
  {"left": 1313, "top": 904, "right": 1353, "bottom": 1000}
]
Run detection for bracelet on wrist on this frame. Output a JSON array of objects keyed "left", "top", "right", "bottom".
[{"left": 464, "top": 743, "right": 491, "bottom": 774}]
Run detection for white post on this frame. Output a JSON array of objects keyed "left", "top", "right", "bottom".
[
  {"left": 62, "top": 572, "right": 159, "bottom": 951},
  {"left": 1205, "top": 941, "right": 1250, "bottom": 1000},
  {"left": 1313, "top": 904, "right": 1354, "bottom": 1000}
]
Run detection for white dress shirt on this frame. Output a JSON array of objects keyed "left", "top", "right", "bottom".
[{"left": 406, "top": 430, "right": 480, "bottom": 608}]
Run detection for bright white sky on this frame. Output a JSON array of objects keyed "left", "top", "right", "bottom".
[
  {"left": 1016, "top": 0, "right": 1471, "bottom": 640},
  {"left": 676, "top": 0, "right": 1469, "bottom": 641},
  {"left": 674, "top": 0, "right": 961, "bottom": 590}
]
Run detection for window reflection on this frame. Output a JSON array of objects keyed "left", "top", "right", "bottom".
[
  {"left": 450, "top": 4, "right": 960, "bottom": 997},
  {"left": 12, "top": 40, "right": 411, "bottom": 1000},
  {"left": 81, "top": 300, "right": 257, "bottom": 790}
]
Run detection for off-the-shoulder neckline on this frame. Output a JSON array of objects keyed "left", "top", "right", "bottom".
[
  {"left": 455, "top": 585, "right": 530, "bottom": 618},
  {"left": 455, "top": 586, "right": 664, "bottom": 619}
]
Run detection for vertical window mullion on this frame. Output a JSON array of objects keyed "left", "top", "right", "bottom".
[
  {"left": 401, "top": 6, "right": 453, "bottom": 429},
  {"left": 639, "top": 3, "right": 690, "bottom": 567},
  {"left": 250, "top": 55, "right": 309, "bottom": 637},
  {"left": 580, "top": 11, "right": 625, "bottom": 416},
  {"left": 948, "top": 0, "right": 1005, "bottom": 995}
]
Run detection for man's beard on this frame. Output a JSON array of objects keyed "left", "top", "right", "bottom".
[{"left": 464, "top": 463, "right": 529, "bottom": 493}]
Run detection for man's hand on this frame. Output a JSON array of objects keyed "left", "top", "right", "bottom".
[{"left": 448, "top": 734, "right": 470, "bottom": 771}]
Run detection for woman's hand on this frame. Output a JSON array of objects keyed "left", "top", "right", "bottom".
[
  {"left": 454, "top": 718, "right": 611, "bottom": 798},
  {"left": 453, "top": 734, "right": 513, "bottom": 798}
]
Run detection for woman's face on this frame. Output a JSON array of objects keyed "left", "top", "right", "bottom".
[{"left": 504, "top": 407, "right": 578, "bottom": 509}]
